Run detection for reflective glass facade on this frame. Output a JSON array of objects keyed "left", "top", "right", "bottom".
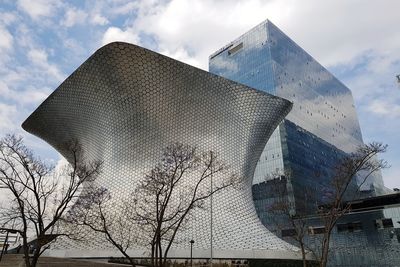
[
  {"left": 254, "top": 179, "right": 400, "bottom": 266},
  {"left": 209, "top": 20, "right": 385, "bottom": 206},
  {"left": 209, "top": 19, "right": 392, "bottom": 266}
]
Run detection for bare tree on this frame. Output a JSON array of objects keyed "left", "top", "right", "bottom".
[
  {"left": 70, "top": 143, "right": 240, "bottom": 267},
  {"left": 0, "top": 134, "right": 101, "bottom": 267},
  {"left": 266, "top": 142, "right": 387, "bottom": 267},
  {"left": 134, "top": 143, "right": 241, "bottom": 267},
  {"left": 66, "top": 187, "right": 139, "bottom": 267},
  {"left": 315, "top": 142, "right": 388, "bottom": 267}
]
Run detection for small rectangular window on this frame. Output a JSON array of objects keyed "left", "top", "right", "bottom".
[
  {"left": 375, "top": 219, "right": 394, "bottom": 229},
  {"left": 382, "top": 218, "right": 394, "bottom": 228},
  {"left": 228, "top": 42, "right": 243, "bottom": 55},
  {"left": 352, "top": 222, "right": 362, "bottom": 231},
  {"left": 337, "top": 223, "right": 347, "bottom": 232},
  {"left": 309, "top": 226, "right": 325, "bottom": 235},
  {"left": 282, "top": 229, "right": 297, "bottom": 237}
]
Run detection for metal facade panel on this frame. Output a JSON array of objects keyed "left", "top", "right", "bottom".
[{"left": 22, "top": 42, "right": 297, "bottom": 257}]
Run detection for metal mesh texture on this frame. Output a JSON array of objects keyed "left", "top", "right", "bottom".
[{"left": 22, "top": 42, "right": 296, "bottom": 256}]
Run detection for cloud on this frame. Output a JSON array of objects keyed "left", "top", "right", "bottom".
[
  {"left": 130, "top": 0, "right": 289, "bottom": 69},
  {"left": 61, "top": 7, "right": 87, "bottom": 27},
  {"left": 0, "top": 11, "right": 18, "bottom": 25},
  {"left": 108, "top": 1, "right": 139, "bottom": 15},
  {"left": 276, "top": 1, "right": 400, "bottom": 68},
  {"left": 17, "top": 0, "right": 60, "bottom": 20},
  {"left": 27, "top": 48, "right": 64, "bottom": 82},
  {"left": 101, "top": 27, "right": 139, "bottom": 45},
  {"left": 0, "top": 25, "right": 14, "bottom": 51},
  {"left": 0, "top": 80, "right": 50, "bottom": 107},
  {"left": 0, "top": 103, "right": 18, "bottom": 133},
  {"left": 119, "top": 0, "right": 400, "bottom": 190},
  {"left": 367, "top": 99, "right": 400, "bottom": 118},
  {"left": 1, "top": 0, "right": 399, "bottom": 189},
  {"left": 90, "top": 13, "right": 109, "bottom": 26},
  {"left": 27, "top": 49, "right": 47, "bottom": 64},
  {"left": 382, "top": 169, "right": 399, "bottom": 190},
  {"left": 107, "top": 0, "right": 399, "bottom": 72}
]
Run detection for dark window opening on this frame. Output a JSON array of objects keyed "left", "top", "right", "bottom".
[
  {"left": 337, "top": 223, "right": 347, "bottom": 233},
  {"left": 309, "top": 226, "right": 325, "bottom": 235},
  {"left": 282, "top": 228, "right": 297, "bottom": 237},
  {"left": 383, "top": 218, "right": 394, "bottom": 228},
  {"left": 347, "top": 222, "right": 362, "bottom": 232},
  {"left": 228, "top": 42, "right": 243, "bottom": 55},
  {"left": 375, "top": 218, "right": 394, "bottom": 229}
]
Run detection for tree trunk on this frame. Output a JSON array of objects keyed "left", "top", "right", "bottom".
[
  {"left": 158, "top": 235, "right": 163, "bottom": 267},
  {"left": 22, "top": 236, "right": 31, "bottom": 267},
  {"left": 151, "top": 242, "right": 155, "bottom": 267},
  {"left": 300, "top": 242, "right": 307, "bottom": 267},
  {"left": 31, "top": 245, "right": 41, "bottom": 267},
  {"left": 127, "top": 256, "right": 136, "bottom": 267},
  {"left": 320, "top": 231, "right": 331, "bottom": 267}
]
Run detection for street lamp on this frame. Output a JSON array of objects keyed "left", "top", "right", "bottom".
[
  {"left": 190, "top": 239, "right": 195, "bottom": 267},
  {"left": 210, "top": 171, "right": 213, "bottom": 267}
]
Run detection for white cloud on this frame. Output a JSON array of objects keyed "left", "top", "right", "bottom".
[
  {"left": 61, "top": 7, "right": 87, "bottom": 27},
  {"left": 18, "top": 87, "right": 50, "bottom": 106},
  {"left": 108, "top": 1, "right": 140, "bottom": 15},
  {"left": 0, "top": 80, "right": 50, "bottom": 106},
  {"left": 0, "top": 12, "right": 18, "bottom": 25},
  {"left": 367, "top": 99, "right": 400, "bottom": 118},
  {"left": 2, "top": 0, "right": 400, "bottom": 188},
  {"left": 28, "top": 49, "right": 47, "bottom": 65},
  {"left": 131, "top": 0, "right": 289, "bottom": 69},
  {"left": 0, "top": 81, "right": 13, "bottom": 99},
  {"left": 27, "top": 48, "right": 64, "bottom": 82},
  {"left": 382, "top": 161, "right": 400, "bottom": 190},
  {"left": 0, "top": 25, "right": 14, "bottom": 51},
  {"left": 110, "top": 0, "right": 399, "bottom": 72},
  {"left": 17, "top": 0, "right": 60, "bottom": 20},
  {"left": 101, "top": 27, "right": 139, "bottom": 45},
  {"left": 159, "top": 47, "right": 200, "bottom": 68},
  {"left": 276, "top": 1, "right": 400, "bottom": 68},
  {"left": 90, "top": 13, "right": 109, "bottom": 26},
  {"left": 120, "top": 0, "right": 400, "bottom": 190},
  {"left": 14, "top": 23, "right": 34, "bottom": 49},
  {"left": 0, "top": 103, "right": 18, "bottom": 133}
]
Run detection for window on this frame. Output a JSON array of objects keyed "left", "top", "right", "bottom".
[
  {"left": 282, "top": 228, "right": 296, "bottom": 237},
  {"left": 383, "top": 218, "right": 394, "bottom": 228},
  {"left": 347, "top": 222, "right": 362, "bottom": 232},
  {"left": 337, "top": 223, "right": 347, "bottom": 233},
  {"left": 228, "top": 42, "right": 243, "bottom": 55},
  {"left": 309, "top": 226, "right": 325, "bottom": 235},
  {"left": 375, "top": 218, "right": 394, "bottom": 229}
]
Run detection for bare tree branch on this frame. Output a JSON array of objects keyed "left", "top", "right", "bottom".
[
  {"left": 0, "top": 134, "right": 101, "bottom": 267},
  {"left": 68, "top": 143, "right": 241, "bottom": 267}
]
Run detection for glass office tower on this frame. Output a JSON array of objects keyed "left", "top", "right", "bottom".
[{"left": 209, "top": 20, "right": 386, "bottom": 214}]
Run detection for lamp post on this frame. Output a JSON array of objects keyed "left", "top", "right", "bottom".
[
  {"left": 210, "top": 170, "right": 213, "bottom": 267},
  {"left": 190, "top": 239, "right": 194, "bottom": 267}
]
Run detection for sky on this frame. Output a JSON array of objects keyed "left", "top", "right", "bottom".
[{"left": 0, "top": 0, "right": 399, "bottom": 189}]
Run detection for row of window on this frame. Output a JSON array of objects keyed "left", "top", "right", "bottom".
[{"left": 281, "top": 219, "right": 395, "bottom": 237}]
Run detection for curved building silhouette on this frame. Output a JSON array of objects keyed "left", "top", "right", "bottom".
[{"left": 22, "top": 42, "right": 299, "bottom": 259}]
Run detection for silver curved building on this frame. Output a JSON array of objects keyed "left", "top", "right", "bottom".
[{"left": 22, "top": 42, "right": 299, "bottom": 259}]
